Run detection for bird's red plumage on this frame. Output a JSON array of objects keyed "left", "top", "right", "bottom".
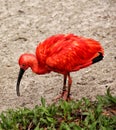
[
  {"left": 17, "top": 33, "right": 104, "bottom": 100},
  {"left": 36, "top": 34, "right": 104, "bottom": 74}
]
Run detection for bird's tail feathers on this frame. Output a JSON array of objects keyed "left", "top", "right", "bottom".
[{"left": 92, "top": 52, "right": 104, "bottom": 64}]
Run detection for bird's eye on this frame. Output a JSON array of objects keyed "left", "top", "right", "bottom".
[{"left": 22, "top": 64, "right": 25, "bottom": 67}]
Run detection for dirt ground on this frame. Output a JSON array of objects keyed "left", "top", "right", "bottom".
[{"left": 0, "top": 0, "right": 116, "bottom": 112}]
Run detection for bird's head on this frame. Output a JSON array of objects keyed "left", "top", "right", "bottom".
[
  {"left": 19, "top": 54, "right": 31, "bottom": 70},
  {"left": 16, "top": 53, "right": 35, "bottom": 96}
]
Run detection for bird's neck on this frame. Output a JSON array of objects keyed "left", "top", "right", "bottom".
[{"left": 30, "top": 55, "right": 50, "bottom": 74}]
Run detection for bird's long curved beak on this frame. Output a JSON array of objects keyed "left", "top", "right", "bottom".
[{"left": 16, "top": 68, "right": 25, "bottom": 96}]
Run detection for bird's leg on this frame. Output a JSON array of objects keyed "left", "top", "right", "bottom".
[
  {"left": 53, "top": 74, "right": 68, "bottom": 101},
  {"left": 62, "top": 74, "right": 67, "bottom": 95},
  {"left": 60, "top": 73, "right": 72, "bottom": 101},
  {"left": 60, "top": 74, "right": 68, "bottom": 100},
  {"left": 67, "top": 73, "right": 72, "bottom": 100}
]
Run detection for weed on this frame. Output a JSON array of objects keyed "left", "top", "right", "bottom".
[{"left": 0, "top": 88, "right": 116, "bottom": 130}]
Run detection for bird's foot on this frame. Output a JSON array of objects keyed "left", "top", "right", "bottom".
[{"left": 53, "top": 91, "right": 72, "bottom": 102}]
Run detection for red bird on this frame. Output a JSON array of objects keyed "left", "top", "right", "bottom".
[{"left": 16, "top": 34, "right": 104, "bottom": 101}]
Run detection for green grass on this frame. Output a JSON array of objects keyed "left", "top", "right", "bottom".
[{"left": 0, "top": 88, "right": 116, "bottom": 130}]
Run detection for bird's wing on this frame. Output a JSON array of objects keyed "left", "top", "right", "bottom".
[
  {"left": 46, "top": 35, "right": 104, "bottom": 73},
  {"left": 36, "top": 34, "right": 65, "bottom": 65}
]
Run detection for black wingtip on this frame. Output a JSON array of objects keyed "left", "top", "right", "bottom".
[{"left": 92, "top": 52, "right": 104, "bottom": 64}]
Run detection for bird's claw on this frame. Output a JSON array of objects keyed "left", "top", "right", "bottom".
[{"left": 53, "top": 91, "right": 72, "bottom": 102}]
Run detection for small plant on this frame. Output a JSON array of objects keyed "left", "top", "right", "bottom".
[
  {"left": 97, "top": 87, "right": 116, "bottom": 106},
  {"left": 0, "top": 88, "right": 116, "bottom": 130}
]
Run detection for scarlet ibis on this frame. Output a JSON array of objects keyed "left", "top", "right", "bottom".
[{"left": 16, "top": 34, "right": 104, "bottom": 101}]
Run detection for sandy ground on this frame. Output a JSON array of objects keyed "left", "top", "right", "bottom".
[{"left": 0, "top": 0, "right": 116, "bottom": 112}]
